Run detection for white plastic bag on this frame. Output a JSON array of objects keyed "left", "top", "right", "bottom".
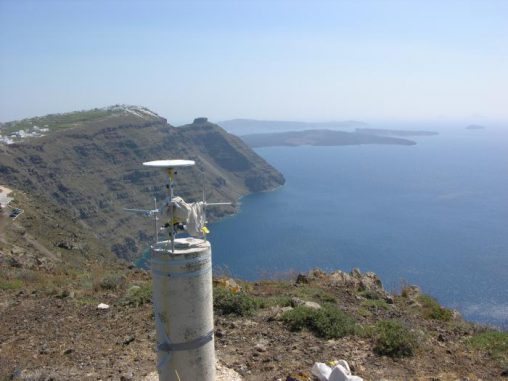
[
  {"left": 311, "top": 360, "right": 363, "bottom": 381},
  {"left": 311, "top": 362, "right": 332, "bottom": 381}
]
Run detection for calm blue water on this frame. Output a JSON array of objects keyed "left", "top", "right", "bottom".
[{"left": 207, "top": 127, "right": 508, "bottom": 328}]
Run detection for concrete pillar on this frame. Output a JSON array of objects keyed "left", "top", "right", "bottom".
[{"left": 151, "top": 237, "right": 216, "bottom": 381}]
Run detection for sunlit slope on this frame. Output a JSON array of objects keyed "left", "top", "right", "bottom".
[{"left": 0, "top": 108, "right": 284, "bottom": 261}]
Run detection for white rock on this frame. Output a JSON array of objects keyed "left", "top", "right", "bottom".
[
  {"left": 303, "top": 301, "right": 322, "bottom": 309},
  {"left": 97, "top": 303, "right": 110, "bottom": 309}
]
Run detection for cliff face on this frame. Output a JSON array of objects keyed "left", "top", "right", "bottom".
[{"left": 0, "top": 107, "right": 284, "bottom": 260}]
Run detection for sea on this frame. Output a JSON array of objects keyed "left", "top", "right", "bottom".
[
  {"left": 208, "top": 123, "right": 508, "bottom": 328},
  {"left": 138, "top": 123, "right": 508, "bottom": 328}
]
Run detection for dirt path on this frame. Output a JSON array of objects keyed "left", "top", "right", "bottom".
[
  {"left": 0, "top": 185, "right": 13, "bottom": 209},
  {"left": 22, "top": 232, "right": 60, "bottom": 262},
  {"left": 0, "top": 185, "right": 13, "bottom": 241}
]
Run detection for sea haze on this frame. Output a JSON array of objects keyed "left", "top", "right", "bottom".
[{"left": 209, "top": 124, "right": 508, "bottom": 328}]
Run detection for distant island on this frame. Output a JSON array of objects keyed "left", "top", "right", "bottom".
[
  {"left": 466, "top": 124, "right": 485, "bottom": 130},
  {"left": 219, "top": 119, "right": 368, "bottom": 135},
  {"left": 241, "top": 129, "right": 416, "bottom": 148},
  {"left": 356, "top": 128, "right": 438, "bottom": 137}
]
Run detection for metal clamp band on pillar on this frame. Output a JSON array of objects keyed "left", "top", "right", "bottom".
[{"left": 158, "top": 330, "right": 214, "bottom": 353}]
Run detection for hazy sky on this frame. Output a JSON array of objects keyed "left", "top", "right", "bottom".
[{"left": 1, "top": 0, "right": 507, "bottom": 124}]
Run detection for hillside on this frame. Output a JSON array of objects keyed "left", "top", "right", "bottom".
[
  {"left": 0, "top": 107, "right": 284, "bottom": 261},
  {"left": 240, "top": 129, "right": 416, "bottom": 148},
  {"left": 1, "top": 266, "right": 506, "bottom": 380}
]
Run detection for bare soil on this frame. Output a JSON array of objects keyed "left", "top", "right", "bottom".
[{"left": 0, "top": 272, "right": 505, "bottom": 381}]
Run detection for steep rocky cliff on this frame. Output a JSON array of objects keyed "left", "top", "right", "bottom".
[{"left": 0, "top": 107, "right": 284, "bottom": 260}]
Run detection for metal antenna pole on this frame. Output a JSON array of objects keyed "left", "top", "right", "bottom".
[
  {"left": 154, "top": 197, "right": 158, "bottom": 243},
  {"left": 202, "top": 171, "right": 206, "bottom": 240},
  {"left": 202, "top": 170, "right": 206, "bottom": 204},
  {"left": 168, "top": 169, "right": 175, "bottom": 254}
]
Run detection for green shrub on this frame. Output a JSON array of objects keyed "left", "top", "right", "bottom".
[
  {"left": 94, "top": 274, "right": 125, "bottom": 291},
  {"left": 0, "top": 278, "right": 23, "bottom": 290},
  {"left": 121, "top": 283, "right": 152, "bottom": 307},
  {"left": 214, "top": 287, "right": 259, "bottom": 316},
  {"left": 373, "top": 320, "right": 418, "bottom": 358},
  {"left": 361, "top": 299, "right": 389, "bottom": 311},
  {"left": 97, "top": 273, "right": 125, "bottom": 291},
  {"left": 357, "top": 307, "right": 372, "bottom": 318},
  {"left": 282, "top": 305, "right": 357, "bottom": 339},
  {"left": 469, "top": 331, "right": 508, "bottom": 366},
  {"left": 418, "top": 294, "right": 453, "bottom": 321},
  {"left": 294, "top": 285, "right": 336, "bottom": 303},
  {"left": 258, "top": 295, "right": 293, "bottom": 308},
  {"left": 15, "top": 269, "right": 41, "bottom": 283}
]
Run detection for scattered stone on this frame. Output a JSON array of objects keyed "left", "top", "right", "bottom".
[
  {"left": 452, "top": 309, "right": 462, "bottom": 320},
  {"left": 291, "top": 297, "right": 304, "bottom": 307},
  {"left": 214, "top": 277, "right": 241, "bottom": 293},
  {"left": 286, "top": 371, "right": 312, "bottom": 381},
  {"left": 216, "top": 361, "right": 243, "bottom": 381},
  {"left": 10, "top": 245, "right": 25, "bottom": 255},
  {"left": 255, "top": 343, "right": 267, "bottom": 352},
  {"left": 402, "top": 285, "right": 421, "bottom": 300},
  {"left": 359, "top": 272, "right": 383, "bottom": 290},
  {"left": 290, "top": 297, "right": 321, "bottom": 309},
  {"left": 142, "top": 373, "right": 158, "bottom": 381},
  {"left": 241, "top": 319, "right": 258, "bottom": 327},
  {"left": 17, "top": 369, "right": 55, "bottom": 380},
  {"left": 295, "top": 273, "right": 309, "bottom": 284},
  {"left": 329, "top": 268, "right": 385, "bottom": 294},
  {"left": 408, "top": 298, "right": 422, "bottom": 308},
  {"left": 308, "top": 268, "right": 326, "bottom": 279},
  {"left": 54, "top": 240, "right": 76, "bottom": 250},
  {"left": 8, "top": 257, "right": 22, "bottom": 268},
  {"left": 303, "top": 301, "right": 321, "bottom": 309},
  {"left": 123, "top": 336, "right": 135, "bottom": 345},
  {"left": 63, "top": 348, "right": 73, "bottom": 355},
  {"left": 329, "top": 270, "right": 358, "bottom": 288}
]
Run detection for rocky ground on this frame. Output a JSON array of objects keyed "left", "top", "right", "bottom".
[{"left": 1, "top": 266, "right": 506, "bottom": 381}]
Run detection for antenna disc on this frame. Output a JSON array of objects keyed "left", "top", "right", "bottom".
[{"left": 143, "top": 160, "right": 195, "bottom": 168}]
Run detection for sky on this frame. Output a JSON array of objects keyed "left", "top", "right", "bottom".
[{"left": 0, "top": 0, "right": 507, "bottom": 124}]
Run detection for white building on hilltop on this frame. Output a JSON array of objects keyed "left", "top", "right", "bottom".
[{"left": 0, "top": 186, "right": 13, "bottom": 210}]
